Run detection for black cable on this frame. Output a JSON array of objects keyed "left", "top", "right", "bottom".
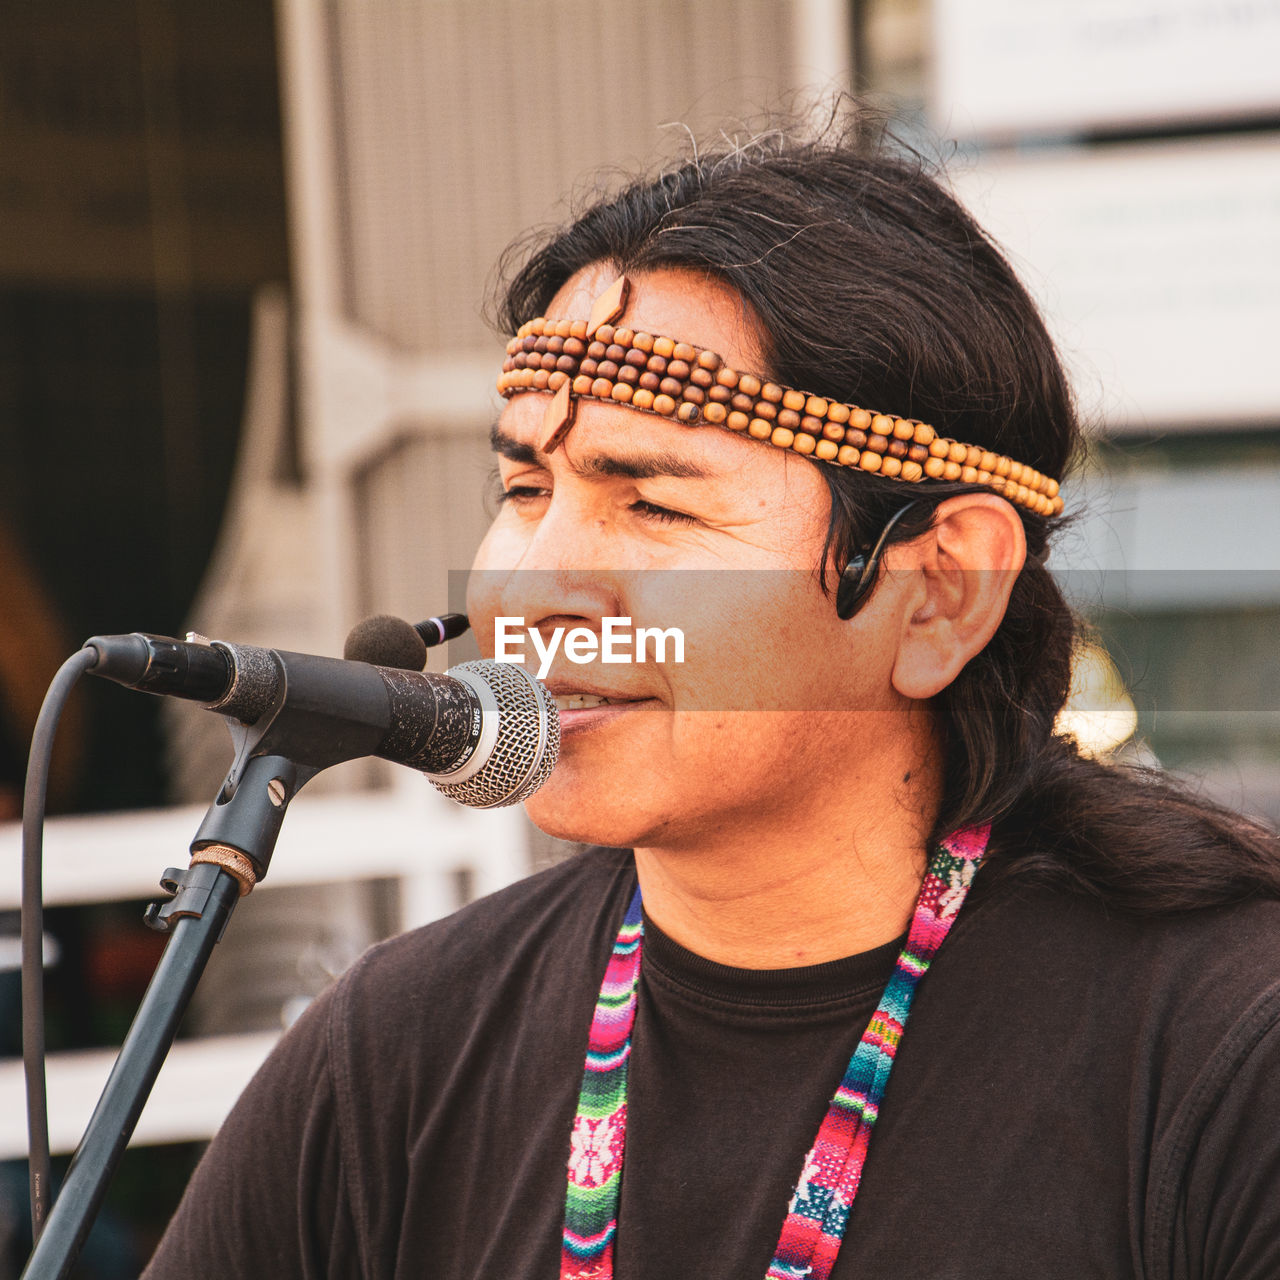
[{"left": 22, "top": 647, "right": 96, "bottom": 1241}]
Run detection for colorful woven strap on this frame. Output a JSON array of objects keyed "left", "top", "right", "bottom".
[
  {"left": 561, "top": 889, "right": 644, "bottom": 1279},
  {"left": 560, "top": 824, "right": 990, "bottom": 1280}
]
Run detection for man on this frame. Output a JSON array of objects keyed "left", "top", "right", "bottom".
[{"left": 145, "top": 134, "right": 1280, "bottom": 1279}]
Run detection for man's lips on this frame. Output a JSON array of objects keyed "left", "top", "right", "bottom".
[{"left": 540, "top": 679, "right": 660, "bottom": 726}]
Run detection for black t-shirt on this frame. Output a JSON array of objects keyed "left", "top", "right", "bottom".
[{"left": 143, "top": 846, "right": 1280, "bottom": 1279}]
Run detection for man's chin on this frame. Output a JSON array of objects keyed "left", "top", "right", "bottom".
[{"left": 522, "top": 778, "right": 669, "bottom": 850}]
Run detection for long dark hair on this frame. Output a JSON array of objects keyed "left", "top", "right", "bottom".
[{"left": 496, "top": 124, "right": 1280, "bottom": 913}]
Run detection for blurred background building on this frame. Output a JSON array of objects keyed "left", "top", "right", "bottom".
[{"left": 0, "top": 0, "right": 1276, "bottom": 1271}]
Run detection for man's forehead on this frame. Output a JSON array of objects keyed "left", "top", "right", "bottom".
[{"left": 545, "top": 266, "right": 767, "bottom": 372}]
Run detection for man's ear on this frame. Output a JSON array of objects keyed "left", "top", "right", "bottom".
[{"left": 888, "top": 494, "right": 1027, "bottom": 700}]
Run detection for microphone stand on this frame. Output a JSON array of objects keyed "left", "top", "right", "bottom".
[
  {"left": 21, "top": 641, "right": 449, "bottom": 1278},
  {"left": 22, "top": 734, "right": 318, "bottom": 1278}
]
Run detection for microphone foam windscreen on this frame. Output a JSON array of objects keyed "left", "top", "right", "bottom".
[{"left": 343, "top": 615, "right": 428, "bottom": 672}]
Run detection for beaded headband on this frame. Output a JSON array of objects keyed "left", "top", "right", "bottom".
[{"left": 496, "top": 276, "right": 1063, "bottom": 517}]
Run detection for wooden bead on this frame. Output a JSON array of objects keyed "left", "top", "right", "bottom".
[
  {"left": 646, "top": 354, "right": 668, "bottom": 374},
  {"left": 805, "top": 396, "right": 829, "bottom": 418},
  {"left": 546, "top": 335, "right": 565, "bottom": 355},
  {"left": 638, "top": 372, "right": 661, "bottom": 392},
  {"left": 815, "top": 439, "right": 839, "bottom": 461},
  {"left": 579, "top": 358, "right": 598, "bottom": 378},
  {"left": 610, "top": 383, "right": 633, "bottom": 404},
  {"left": 893, "top": 418, "right": 915, "bottom": 440},
  {"left": 594, "top": 324, "right": 615, "bottom": 344},
  {"left": 771, "top": 427, "right": 795, "bottom": 449},
  {"left": 761, "top": 382, "right": 784, "bottom": 403},
  {"left": 624, "top": 348, "right": 647, "bottom": 368},
  {"left": 681, "top": 385, "right": 706, "bottom": 406},
  {"left": 519, "top": 369, "right": 536, "bottom": 387},
  {"left": 908, "top": 443, "right": 929, "bottom": 463},
  {"left": 822, "top": 421, "right": 845, "bottom": 442},
  {"left": 979, "top": 451, "right": 998, "bottom": 473},
  {"left": 548, "top": 370, "right": 568, "bottom": 390},
  {"left": 587, "top": 340, "right": 607, "bottom": 359},
  {"left": 845, "top": 428, "right": 868, "bottom": 449},
  {"left": 591, "top": 377, "right": 612, "bottom": 398},
  {"left": 901, "top": 460, "right": 924, "bottom": 482},
  {"left": 782, "top": 388, "right": 806, "bottom": 412},
  {"left": 653, "top": 336, "right": 675, "bottom": 358},
  {"left": 617, "top": 365, "right": 639, "bottom": 385},
  {"left": 961, "top": 465, "right": 978, "bottom": 484},
  {"left": 554, "top": 319, "right": 573, "bottom": 338},
  {"left": 880, "top": 455, "right": 902, "bottom": 478},
  {"left": 793, "top": 433, "right": 817, "bottom": 455},
  {"left": 563, "top": 338, "right": 586, "bottom": 360},
  {"left": 870, "top": 414, "right": 895, "bottom": 436},
  {"left": 697, "top": 349, "right": 722, "bottom": 371},
  {"left": 604, "top": 343, "right": 626, "bottom": 362},
  {"left": 837, "top": 445, "right": 860, "bottom": 466},
  {"left": 929, "top": 438, "right": 949, "bottom": 458},
  {"left": 1008, "top": 461, "right": 1024, "bottom": 483},
  {"left": 777, "top": 408, "right": 801, "bottom": 430},
  {"left": 708, "top": 384, "right": 732, "bottom": 404},
  {"left": 887, "top": 439, "right": 909, "bottom": 459},
  {"left": 800, "top": 415, "right": 824, "bottom": 436},
  {"left": 532, "top": 369, "right": 550, "bottom": 389},
  {"left": 667, "top": 359, "right": 691, "bottom": 380},
  {"left": 1046, "top": 478, "right": 1059, "bottom": 498},
  {"left": 859, "top": 452, "right": 882, "bottom": 473},
  {"left": 865, "top": 433, "right": 888, "bottom": 455},
  {"left": 613, "top": 327, "right": 634, "bottom": 347},
  {"left": 965, "top": 446, "right": 982, "bottom": 469},
  {"left": 597, "top": 360, "right": 619, "bottom": 380},
  {"left": 731, "top": 392, "right": 755, "bottom": 413},
  {"left": 703, "top": 402, "right": 727, "bottom": 424},
  {"left": 633, "top": 332, "right": 654, "bottom": 353},
  {"left": 530, "top": 318, "right": 546, "bottom": 335},
  {"left": 849, "top": 408, "right": 872, "bottom": 431},
  {"left": 977, "top": 470, "right": 992, "bottom": 486},
  {"left": 827, "top": 402, "right": 851, "bottom": 425},
  {"left": 995, "top": 457, "right": 1011, "bottom": 478},
  {"left": 632, "top": 388, "right": 655, "bottom": 410},
  {"left": 924, "top": 456, "right": 946, "bottom": 479},
  {"left": 522, "top": 336, "right": 538, "bottom": 353},
  {"left": 690, "top": 367, "right": 714, "bottom": 389},
  {"left": 748, "top": 418, "right": 772, "bottom": 439},
  {"left": 948, "top": 442, "right": 968, "bottom": 464},
  {"left": 569, "top": 321, "right": 588, "bottom": 341},
  {"left": 753, "top": 401, "right": 777, "bottom": 422},
  {"left": 943, "top": 460, "right": 962, "bottom": 481},
  {"left": 556, "top": 355, "right": 576, "bottom": 373},
  {"left": 738, "top": 373, "right": 762, "bottom": 397},
  {"left": 913, "top": 423, "right": 935, "bottom": 446},
  {"left": 677, "top": 402, "right": 700, "bottom": 423},
  {"left": 673, "top": 342, "right": 696, "bottom": 362},
  {"left": 659, "top": 378, "right": 683, "bottom": 398},
  {"left": 716, "top": 366, "right": 739, "bottom": 388},
  {"left": 653, "top": 394, "right": 677, "bottom": 415},
  {"left": 726, "top": 411, "right": 750, "bottom": 431}
]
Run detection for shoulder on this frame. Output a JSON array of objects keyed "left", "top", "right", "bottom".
[
  {"left": 344, "top": 843, "right": 634, "bottom": 998},
  {"left": 317, "top": 844, "right": 635, "bottom": 1071}
]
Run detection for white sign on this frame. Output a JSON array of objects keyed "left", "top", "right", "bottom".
[
  {"left": 950, "top": 134, "right": 1280, "bottom": 430},
  {"left": 933, "top": 0, "right": 1280, "bottom": 138}
]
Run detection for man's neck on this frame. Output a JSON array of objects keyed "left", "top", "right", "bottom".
[{"left": 633, "top": 759, "right": 941, "bottom": 970}]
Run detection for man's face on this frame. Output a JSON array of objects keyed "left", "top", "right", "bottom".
[{"left": 468, "top": 265, "right": 915, "bottom": 851}]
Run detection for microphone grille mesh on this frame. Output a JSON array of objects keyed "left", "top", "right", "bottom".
[{"left": 428, "top": 660, "right": 560, "bottom": 808}]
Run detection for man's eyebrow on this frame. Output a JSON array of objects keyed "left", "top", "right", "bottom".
[{"left": 489, "top": 423, "right": 712, "bottom": 480}]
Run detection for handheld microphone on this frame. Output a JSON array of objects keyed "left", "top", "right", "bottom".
[{"left": 82, "top": 630, "right": 559, "bottom": 809}]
